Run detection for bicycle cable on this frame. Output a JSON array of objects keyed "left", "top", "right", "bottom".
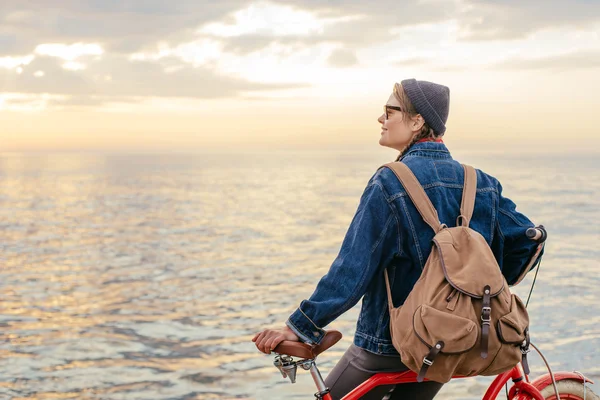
[
  {"left": 530, "top": 342, "right": 561, "bottom": 400},
  {"left": 525, "top": 258, "right": 542, "bottom": 307},
  {"left": 509, "top": 253, "right": 542, "bottom": 399},
  {"left": 505, "top": 258, "right": 543, "bottom": 399},
  {"left": 525, "top": 239, "right": 588, "bottom": 399}
]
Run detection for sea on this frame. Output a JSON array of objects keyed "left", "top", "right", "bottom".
[{"left": 0, "top": 148, "right": 598, "bottom": 400}]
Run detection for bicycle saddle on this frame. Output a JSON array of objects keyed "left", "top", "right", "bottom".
[{"left": 273, "top": 330, "right": 342, "bottom": 359}]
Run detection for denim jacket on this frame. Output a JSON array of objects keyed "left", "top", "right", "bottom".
[{"left": 286, "top": 142, "right": 544, "bottom": 355}]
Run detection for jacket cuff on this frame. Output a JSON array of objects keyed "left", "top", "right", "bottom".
[
  {"left": 286, "top": 304, "right": 326, "bottom": 345},
  {"left": 512, "top": 242, "right": 545, "bottom": 286}
]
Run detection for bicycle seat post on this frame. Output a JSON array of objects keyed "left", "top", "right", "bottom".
[
  {"left": 273, "top": 355, "right": 330, "bottom": 399},
  {"left": 271, "top": 332, "right": 342, "bottom": 399},
  {"left": 300, "top": 359, "right": 329, "bottom": 399}
]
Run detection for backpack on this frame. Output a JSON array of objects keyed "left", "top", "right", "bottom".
[{"left": 380, "top": 162, "right": 531, "bottom": 383}]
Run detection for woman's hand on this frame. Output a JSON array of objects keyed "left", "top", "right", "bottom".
[{"left": 252, "top": 326, "right": 300, "bottom": 354}]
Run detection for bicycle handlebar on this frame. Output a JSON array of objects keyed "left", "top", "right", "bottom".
[{"left": 526, "top": 225, "right": 547, "bottom": 243}]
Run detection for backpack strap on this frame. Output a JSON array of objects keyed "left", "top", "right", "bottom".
[
  {"left": 381, "top": 162, "right": 443, "bottom": 312},
  {"left": 382, "top": 162, "right": 444, "bottom": 234},
  {"left": 458, "top": 164, "right": 477, "bottom": 227}
]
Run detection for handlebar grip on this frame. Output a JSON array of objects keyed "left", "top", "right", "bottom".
[{"left": 526, "top": 225, "right": 547, "bottom": 243}]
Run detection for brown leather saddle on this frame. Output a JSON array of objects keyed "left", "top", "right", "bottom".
[{"left": 273, "top": 330, "right": 343, "bottom": 359}]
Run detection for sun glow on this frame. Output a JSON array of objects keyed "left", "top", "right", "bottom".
[
  {"left": 0, "top": 2, "right": 598, "bottom": 152},
  {"left": 200, "top": 1, "right": 361, "bottom": 37},
  {"left": 0, "top": 55, "right": 34, "bottom": 69},
  {"left": 35, "top": 43, "right": 104, "bottom": 61}
]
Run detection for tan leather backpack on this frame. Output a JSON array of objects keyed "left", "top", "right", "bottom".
[{"left": 381, "top": 162, "right": 531, "bottom": 383}]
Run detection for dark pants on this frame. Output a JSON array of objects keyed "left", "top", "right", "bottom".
[{"left": 324, "top": 344, "right": 444, "bottom": 400}]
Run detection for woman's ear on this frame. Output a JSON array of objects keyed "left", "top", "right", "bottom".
[{"left": 411, "top": 114, "right": 425, "bottom": 131}]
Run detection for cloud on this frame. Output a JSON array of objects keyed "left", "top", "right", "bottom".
[
  {"left": 0, "top": 93, "right": 67, "bottom": 112},
  {"left": 457, "top": 0, "right": 600, "bottom": 41},
  {"left": 0, "top": 34, "right": 25, "bottom": 55},
  {"left": 488, "top": 50, "right": 600, "bottom": 71},
  {"left": 220, "top": 35, "right": 296, "bottom": 55},
  {"left": 130, "top": 38, "right": 222, "bottom": 67},
  {"left": 0, "top": 55, "right": 307, "bottom": 103},
  {"left": 0, "top": 55, "right": 34, "bottom": 69},
  {"left": 47, "top": 95, "right": 124, "bottom": 108},
  {"left": 327, "top": 48, "right": 358, "bottom": 67},
  {"left": 1, "top": 0, "right": 598, "bottom": 111},
  {"left": 398, "top": 50, "right": 600, "bottom": 72},
  {"left": 35, "top": 43, "right": 104, "bottom": 61},
  {"left": 0, "top": 1, "right": 248, "bottom": 55},
  {"left": 389, "top": 50, "right": 600, "bottom": 73},
  {"left": 1, "top": 1, "right": 598, "bottom": 61},
  {"left": 393, "top": 57, "right": 433, "bottom": 67},
  {"left": 0, "top": 1, "right": 456, "bottom": 58},
  {"left": 199, "top": 2, "right": 350, "bottom": 38},
  {"left": 216, "top": 1, "right": 457, "bottom": 52}
]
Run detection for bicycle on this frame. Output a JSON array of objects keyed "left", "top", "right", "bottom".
[
  {"left": 263, "top": 227, "right": 599, "bottom": 399},
  {"left": 270, "top": 329, "right": 598, "bottom": 399}
]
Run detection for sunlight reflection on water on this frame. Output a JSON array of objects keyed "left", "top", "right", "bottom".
[{"left": 0, "top": 150, "right": 598, "bottom": 399}]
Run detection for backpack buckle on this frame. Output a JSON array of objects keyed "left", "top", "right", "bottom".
[
  {"left": 422, "top": 357, "right": 434, "bottom": 366},
  {"left": 481, "top": 306, "right": 491, "bottom": 324},
  {"left": 520, "top": 337, "right": 530, "bottom": 355}
]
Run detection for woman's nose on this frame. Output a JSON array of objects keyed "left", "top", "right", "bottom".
[{"left": 377, "top": 114, "right": 385, "bottom": 124}]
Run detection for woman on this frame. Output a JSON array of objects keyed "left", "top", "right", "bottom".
[{"left": 253, "top": 79, "right": 542, "bottom": 399}]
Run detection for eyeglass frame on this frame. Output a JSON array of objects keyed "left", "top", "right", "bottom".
[{"left": 383, "top": 105, "right": 403, "bottom": 120}]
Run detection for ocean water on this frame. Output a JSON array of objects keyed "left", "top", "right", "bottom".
[{"left": 0, "top": 149, "right": 598, "bottom": 400}]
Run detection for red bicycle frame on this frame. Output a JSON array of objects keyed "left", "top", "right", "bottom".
[{"left": 311, "top": 363, "right": 589, "bottom": 400}]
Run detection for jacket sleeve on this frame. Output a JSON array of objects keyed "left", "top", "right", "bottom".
[
  {"left": 495, "top": 182, "right": 545, "bottom": 286},
  {"left": 286, "top": 178, "right": 400, "bottom": 344}
]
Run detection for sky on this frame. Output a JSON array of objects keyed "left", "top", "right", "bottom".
[{"left": 1, "top": 0, "right": 599, "bottom": 153}]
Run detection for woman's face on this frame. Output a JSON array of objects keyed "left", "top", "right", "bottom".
[{"left": 377, "top": 93, "right": 420, "bottom": 151}]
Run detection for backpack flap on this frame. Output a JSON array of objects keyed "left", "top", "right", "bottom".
[
  {"left": 496, "top": 294, "right": 531, "bottom": 373},
  {"left": 496, "top": 295, "right": 529, "bottom": 344},
  {"left": 413, "top": 305, "right": 478, "bottom": 353},
  {"left": 412, "top": 304, "right": 478, "bottom": 382},
  {"left": 433, "top": 227, "right": 505, "bottom": 298},
  {"left": 434, "top": 226, "right": 508, "bottom": 360}
]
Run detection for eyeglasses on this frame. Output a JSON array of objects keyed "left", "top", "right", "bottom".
[{"left": 383, "top": 105, "right": 403, "bottom": 120}]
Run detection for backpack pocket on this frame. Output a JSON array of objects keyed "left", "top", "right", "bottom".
[
  {"left": 398, "top": 305, "right": 479, "bottom": 383},
  {"left": 480, "top": 294, "right": 529, "bottom": 376},
  {"left": 497, "top": 295, "right": 529, "bottom": 345},
  {"left": 413, "top": 305, "right": 479, "bottom": 353}
]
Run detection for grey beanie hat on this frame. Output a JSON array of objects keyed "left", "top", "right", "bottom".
[{"left": 401, "top": 78, "right": 450, "bottom": 135}]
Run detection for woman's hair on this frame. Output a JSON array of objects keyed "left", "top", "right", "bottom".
[{"left": 392, "top": 82, "right": 442, "bottom": 161}]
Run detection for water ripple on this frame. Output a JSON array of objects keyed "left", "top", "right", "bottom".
[{"left": 0, "top": 151, "right": 598, "bottom": 399}]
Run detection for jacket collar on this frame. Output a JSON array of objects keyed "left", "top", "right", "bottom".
[{"left": 398, "top": 142, "right": 452, "bottom": 161}]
